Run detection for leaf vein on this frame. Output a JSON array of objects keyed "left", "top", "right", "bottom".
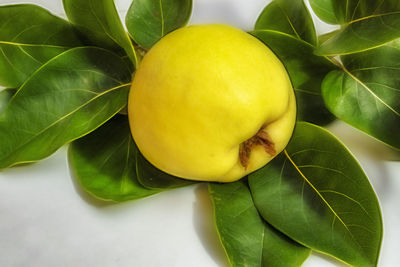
[{"left": 284, "top": 150, "right": 363, "bottom": 251}]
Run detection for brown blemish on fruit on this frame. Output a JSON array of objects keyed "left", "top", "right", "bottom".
[{"left": 239, "top": 129, "right": 276, "bottom": 169}]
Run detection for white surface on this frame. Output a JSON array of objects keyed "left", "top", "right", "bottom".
[{"left": 0, "top": 0, "right": 399, "bottom": 266}]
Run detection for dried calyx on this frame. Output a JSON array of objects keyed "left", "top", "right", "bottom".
[{"left": 239, "top": 129, "right": 276, "bottom": 168}]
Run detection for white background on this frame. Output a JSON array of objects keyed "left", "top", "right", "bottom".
[{"left": 0, "top": 0, "right": 399, "bottom": 266}]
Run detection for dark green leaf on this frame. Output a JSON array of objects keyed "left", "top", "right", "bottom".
[
  {"left": 209, "top": 180, "right": 310, "bottom": 267},
  {"left": 0, "top": 88, "right": 15, "bottom": 114},
  {"left": 255, "top": 0, "right": 317, "bottom": 45},
  {"left": 136, "top": 151, "right": 195, "bottom": 189},
  {"left": 252, "top": 30, "right": 336, "bottom": 125},
  {"left": 69, "top": 115, "right": 160, "bottom": 202},
  {"left": 0, "top": 4, "right": 82, "bottom": 88},
  {"left": 249, "top": 122, "right": 383, "bottom": 267},
  {"left": 316, "top": 12, "right": 400, "bottom": 55},
  {"left": 63, "top": 0, "right": 137, "bottom": 66},
  {"left": 0, "top": 47, "right": 131, "bottom": 169},
  {"left": 125, "top": 0, "right": 192, "bottom": 49},
  {"left": 322, "top": 41, "right": 400, "bottom": 149}
]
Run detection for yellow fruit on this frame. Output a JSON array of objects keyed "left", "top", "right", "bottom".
[{"left": 128, "top": 24, "right": 296, "bottom": 182}]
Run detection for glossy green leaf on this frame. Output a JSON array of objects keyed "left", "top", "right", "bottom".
[
  {"left": 125, "top": 0, "right": 192, "bottom": 49},
  {"left": 0, "top": 47, "right": 131, "bottom": 169},
  {"left": 309, "top": 0, "right": 400, "bottom": 24},
  {"left": 63, "top": 0, "right": 137, "bottom": 66},
  {"left": 322, "top": 42, "right": 400, "bottom": 149},
  {"left": 252, "top": 30, "right": 335, "bottom": 125},
  {"left": 316, "top": 12, "right": 400, "bottom": 55},
  {"left": 136, "top": 152, "right": 195, "bottom": 189},
  {"left": 248, "top": 122, "right": 383, "bottom": 267},
  {"left": 0, "top": 4, "right": 82, "bottom": 88},
  {"left": 69, "top": 115, "right": 160, "bottom": 202},
  {"left": 255, "top": 0, "right": 317, "bottom": 45},
  {"left": 0, "top": 88, "right": 15, "bottom": 114},
  {"left": 209, "top": 180, "right": 311, "bottom": 267}
]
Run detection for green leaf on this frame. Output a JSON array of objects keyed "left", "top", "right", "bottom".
[
  {"left": 310, "top": 0, "right": 400, "bottom": 24},
  {"left": 63, "top": 0, "right": 137, "bottom": 67},
  {"left": 125, "top": 0, "right": 192, "bottom": 49},
  {"left": 255, "top": 0, "right": 317, "bottom": 45},
  {"left": 209, "top": 180, "right": 311, "bottom": 267},
  {"left": 318, "top": 29, "right": 340, "bottom": 44},
  {"left": 252, "top": 30, "right": 336, "bottom": 125},
  {"left": 0, "top": 47, "right": 131, "bottom": 169},
  {"left": 68, "top": 115, "right": 160, "bottom": 202},
  {"left": 248, "top": 122, "right": 383, "bottom": 267},
  {"left": 0, "top": 88, "right": 15, "bottom": 114},
  {"left": 310, "top": 0, "right": 400, "bottom": 55},
  {"left": 0, "top": 4, "right": 82, "bottom": 88},
  {"left": 321, "top": 42, "right": 400, "bottom": 149},
  {"left": 136, "top": 151, "right": 195, "bottom": 189},
  {"left": 308, "top": 0, "right": 338, "bottom": 24},
  {"left": 316, "top": 12, "right": 400, "bottom": 55}
]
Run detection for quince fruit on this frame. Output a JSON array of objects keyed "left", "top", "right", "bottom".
[{"left": 128, "top": 24, "right": 296, "bottom": 182}]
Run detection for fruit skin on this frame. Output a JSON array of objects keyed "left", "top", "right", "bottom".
[{"left": 128, "top": 24, "right": 296, "bottom": 182}]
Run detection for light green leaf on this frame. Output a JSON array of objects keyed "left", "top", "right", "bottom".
[
  {"left": 63, "top": 0, "right": 137, "bottom": 67},
  {"left": 0, "top": 88, "right": 15, "bottom": 114},
  {"left": 316, "top": 11, "right": 400, "bottom": 55},
  {"left": 0, "top": 47, "right": 131, "bottom": 169},
  {"left": 322, "top": 41, "right": 400, "bottom": 149},
  {"left": 136, "top": 152, "right": 195, "bottom": 189},
  {"left": 0, "top": 4, "right": 82, "bottom": 88},
  {"left": 252, "top": 30, "right": 335, "bottom": 125},
  {"left": 69, "top": 115, "right": 160, "bottom": 202},
  {"left": 255, "top": 0, "right": 317, "bottom": 45},
  {"left": 248, "top": 122, "right": 383, "bottom": 267},
  {"left": 209, "top": 180, "right": 311, "bottom": 267},
  {"left": 125, "top": 0, "right": 192, "bottom": 49}
]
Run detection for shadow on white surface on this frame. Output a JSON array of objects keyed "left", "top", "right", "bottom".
[{"left": 305, "top": 251, "right": 348, "bottom": 267}]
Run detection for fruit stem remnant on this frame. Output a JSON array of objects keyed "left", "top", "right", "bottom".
[
  {"left": 135, "top": 46, "right": 148, "bottom": 62},
  {"left": 239, "top": 129, "right": 276, "bottom": 169}
]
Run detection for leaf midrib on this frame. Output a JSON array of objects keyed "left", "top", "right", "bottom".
[
  {"left": 276, "top": 4, "right": 301, "bottom": 40},
  {"left": 252, "top": 29, "right": 316, "bottom": 48},
  {"left": 159, "top": 0, "right": 165, "bottom": 36},
  {"left": 120, "top": 137, "right": 132, "bottom": 194},
  {"left": 0, "top": 40, "right": 70, "bottom": 49},
  {"left": 346, "top": 10, "right": 400, "bottom": 26}
]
